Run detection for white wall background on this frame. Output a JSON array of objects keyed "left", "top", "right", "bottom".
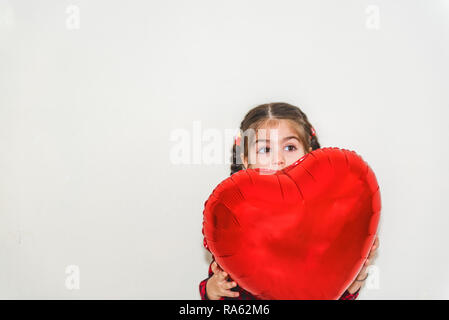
[{"left": 1, "top": 0, "right": 448, "bottom": 299}]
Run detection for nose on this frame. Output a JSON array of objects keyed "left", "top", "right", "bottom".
[
  {"left": 275, "top": 159, "right": 285, "bottom": 168},
  {"left": 273, "top": 148, "right": 285, "bottom": 168}
]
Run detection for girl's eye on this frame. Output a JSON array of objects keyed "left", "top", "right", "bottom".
[
  {"left": 258, "top": 147, "right": 270, "bottom": 154},
  {"left": 258, "top": 145, "right": 297, "bottom": 153}
]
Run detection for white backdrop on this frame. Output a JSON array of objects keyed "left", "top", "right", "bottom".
[{"left": 1, "top": 0, "right": 448, "bottom": 299}]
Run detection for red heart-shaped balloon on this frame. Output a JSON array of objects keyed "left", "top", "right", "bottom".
[{"left": 202, "top": 147, "right": 381, "bottom": 299}]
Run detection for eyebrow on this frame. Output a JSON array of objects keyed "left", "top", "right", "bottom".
[{"left": 254, "top": 136, "right": 301, "bottom": 144}]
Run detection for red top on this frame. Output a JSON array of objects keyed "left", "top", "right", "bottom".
[{"left": 199, "top": 259, "right": 360, "bottom": 300}]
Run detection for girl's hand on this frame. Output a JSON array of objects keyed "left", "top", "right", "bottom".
[
  {"left": 205, "top": 261, "right": 240, "bottom": 300},
  {"left": 347, "top": 235, "right": 379, "bottom": 294}
]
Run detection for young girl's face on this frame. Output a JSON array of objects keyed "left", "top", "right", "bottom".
[{"left": 243, "top": 119, "right": 311, "bottom": 172}]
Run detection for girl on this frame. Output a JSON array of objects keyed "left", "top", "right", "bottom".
[{"left": 199, "top": 102, "right": 379, "bottom": 300}]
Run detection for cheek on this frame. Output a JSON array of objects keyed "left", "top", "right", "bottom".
[
  {"left": 247, "top": 148, "right": 270, "bottom": 166},
  {"left": 257, "top": 153, "right": 273, "bottom": 165},
  {"left": 285, "top": 148, "right": 306, "bottom": 165}
]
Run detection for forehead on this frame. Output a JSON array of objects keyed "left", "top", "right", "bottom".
[{"left": 254, "top": 119, "right": 300, "bottom": 139}]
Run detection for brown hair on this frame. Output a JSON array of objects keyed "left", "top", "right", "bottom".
[{"left": 230, "top": 102, "right": 321, "bottom": 175}]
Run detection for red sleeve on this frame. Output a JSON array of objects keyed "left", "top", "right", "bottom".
[
  {"left": 338, "top": 288, "right": 360, "bottom": 300},
  {"left": 199, "top": 276, "right": 211, "bottom": 300}
]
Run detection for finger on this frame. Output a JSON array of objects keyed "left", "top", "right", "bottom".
[
  {"left": 213, "top": 262, "right": 224, "bottom": 272},
  {"left": 221, "top": 281, "right": 238, "bottom": 290},
  {"left": 368, "top": 249, "right": 375, "bottom": 257},
  {"left": 358, "top": 264, "right": 368, "bottom": 275},
  {"left": 212, "top": 262, "right": 225, "bottom": 275},
  {"left": 370, "top": 236, "right": 379, "bottom": 251},
  {"left": 357, "top": 272, "right": 368, "bottom": 281},
  {"left": 220, "top": 289, "right": 240, "bottom": 298},
  {"left": 218, "top": 271, "right": 229, "bottom": 280},
  {"left": 211, "top": 262, "right": 219, "bottom": 274},
  {"left": 360, "top": 261, "right": 368, "bottom": 271},
  {"left": 357, "top": 264, "right": 369, "bottom": 277},
  {"left": 364, "top": 258, "right": 371, "bottom": 267},
  {"left": 371, "top": 236, "right": 378, "bottom": 250}
]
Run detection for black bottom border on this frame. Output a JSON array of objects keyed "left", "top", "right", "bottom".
[{"left": 1, "top": 300, "right": 447, "bottom": 318}]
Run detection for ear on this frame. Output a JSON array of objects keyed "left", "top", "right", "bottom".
[{"left": 308, "top": 147, "right": 312, "bottom": 152}]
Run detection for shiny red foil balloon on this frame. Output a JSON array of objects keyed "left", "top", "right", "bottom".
[{"left": 202, "top": 147, "right": 381, "bottom": 300}]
